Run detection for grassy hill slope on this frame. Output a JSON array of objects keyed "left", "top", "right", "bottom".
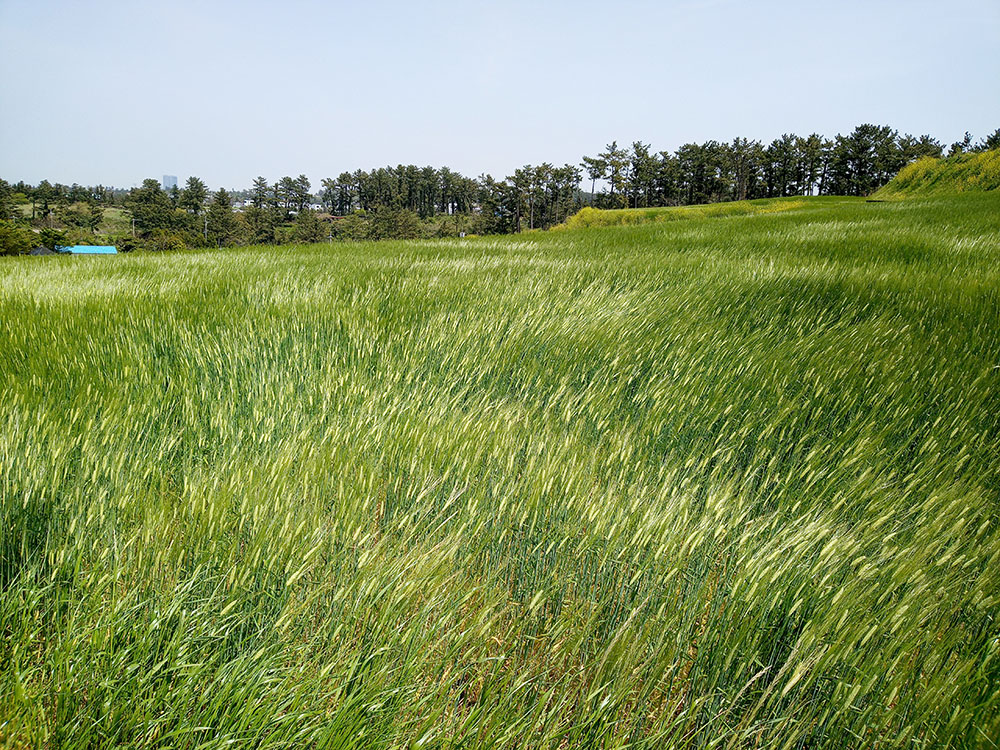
[
  {"left": 874, "top": 149, "right": 1000, "bottom": 199},
  {"left": 559, "top": 195, "right": 857, "bottom": 229},
  {"left": 2, "top": 193, "right": 999, "bottom": 748}
]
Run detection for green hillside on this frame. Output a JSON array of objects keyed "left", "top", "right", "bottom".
[
  {"left": 874, "top": 149, "right": 1000, "bottom": 198},
  {"left": 558, "top": 196, "right": 856, "bottom": 229},
  {"left": 2, "top": 192, "right": 999, "bottom": 748}
]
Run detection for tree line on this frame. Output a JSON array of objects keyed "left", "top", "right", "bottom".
[
  {"left": 581, "top": 127, "right": 999, "bottom": 208},
  {"left": 2, "top": 124, "right": 998, "bottom": 254}
]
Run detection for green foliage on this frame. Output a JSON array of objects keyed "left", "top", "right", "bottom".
[
  {"left": 111, "top": 234, "right": 140, "bottom": 253},
  {"left": 98, "top": 207, "right": 132, "bottom": 236},
  {"left": 150, "top": 229, "right": 187, "bottom": 252},
  {"left": 62, "top": 228, "right": 102, "bottom": 247},
  {"left": 2, "top": 193, "right": 999, "bottom": 747},
  {"left": 179, "top": 176, "right": 208, "bottom": 215},
  {"left": 560, "top": 196, "right": 827, "bottom": 229},
  {"left": 31, "top": 179, "right": 60, "bottom": 227},
  {"left": 241, "top": 204, "right": 280, "bottom": 245},
  {"left": 0, "top": 219, "right": 33, "bottom": 255},
  {"left": 980, "top": 128, "right": 1000, "bottom": 151},
  {"left": 273, "top": 175, "right": 313, "bottom": 217},
  {"left": 37, "top": 228, "right": 68, "bottom": 252},
  {"left": 580, "top": 125, "right": 945, "bottom": 207},
  {"left": 331, "top": 210, "right": 370, "bottom": 241},
  {"left": 368, "top": 206, "right": 420, "bottom": 240},
  {"left": 293, "top": 208, "right": 327, "bottom": 243},
  {"left": 127, "top": 179, "right": 176, "bottom": 237},
  {"left": 432, "top": 213, "right": 473, "bottom": 238},
  {"left": 58, "top": 201, "right": 103, "bottom": 231},
  {"left": 251, "top": 176, "right": 269, "bottom": 209},
  {"left": 874, "top": 149, "right": 1000, "bottom": 198},
  {"left": 0, "top": 178, "right": 16, "bottom": 220},
  {"left": 206, "top": 188, "right": 239, "bottom": 247}
]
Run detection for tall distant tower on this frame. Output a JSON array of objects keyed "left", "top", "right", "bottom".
[{"left": 162, "top": 175, "right": 178, "bottom": 191}]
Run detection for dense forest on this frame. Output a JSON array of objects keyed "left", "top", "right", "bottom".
[{"left": 1, "top": 125, "right": 998, "bottom": 254}]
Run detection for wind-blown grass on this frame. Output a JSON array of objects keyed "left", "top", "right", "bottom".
[
  {"left": 1, "top": 192, "right": 999, "bottom": 748},
  {"left": 874, "top": 149, "right": 1000, "bottom": 199},
  {"left": 558, "top": 196, "right": 832, "bottom": 229}
]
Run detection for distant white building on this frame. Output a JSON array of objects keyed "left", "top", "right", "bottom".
[{"left": 162, "top": 175, "right": 177, "bottom": 190}]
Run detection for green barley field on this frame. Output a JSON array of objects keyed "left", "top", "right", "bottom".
[{"left": 2, "top": 193, "right": 999, "bottom": 748}]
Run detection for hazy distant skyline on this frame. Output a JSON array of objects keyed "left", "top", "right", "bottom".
[{"left": 1, "top": 0, "right": 998, "bottom": 189}]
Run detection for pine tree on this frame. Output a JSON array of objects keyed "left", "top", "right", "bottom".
[
  {"left": 251, "top": 177, "right": 269, "bottom": 209},
  {"left": 180, "top": 177, "right": 208, "bottom": 215},
  {"left": 206, "top": 189, "right": 238, "bottom": 247}
]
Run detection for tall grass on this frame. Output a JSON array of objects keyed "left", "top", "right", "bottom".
[
  {"left": 2, "top": 193, "right": 999, "bottom": 748},
  {"left": 558, "top": 196, "right": 837, "bottom": 229},
  {"left": 874, "top": 149, "right": 1000, "bottom": 199}
]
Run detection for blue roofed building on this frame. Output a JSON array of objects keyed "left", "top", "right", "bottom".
[{"left": 60, "top": 245, "right": 118, "bottom": 255}]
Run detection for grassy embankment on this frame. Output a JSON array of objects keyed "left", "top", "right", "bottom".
[
  {"left": 557, "top": 195, "right": 844, "bottom": 229},
  {"left": 1, "top": 191, "right": 999, "bottom": 748},
  {"left": 873, "top": 149, "right": 1000, "bottom": 199}
]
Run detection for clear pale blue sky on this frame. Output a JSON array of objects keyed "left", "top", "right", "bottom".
[{"left": 1, "top": 0, "right": 997, "bottom": 190}]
